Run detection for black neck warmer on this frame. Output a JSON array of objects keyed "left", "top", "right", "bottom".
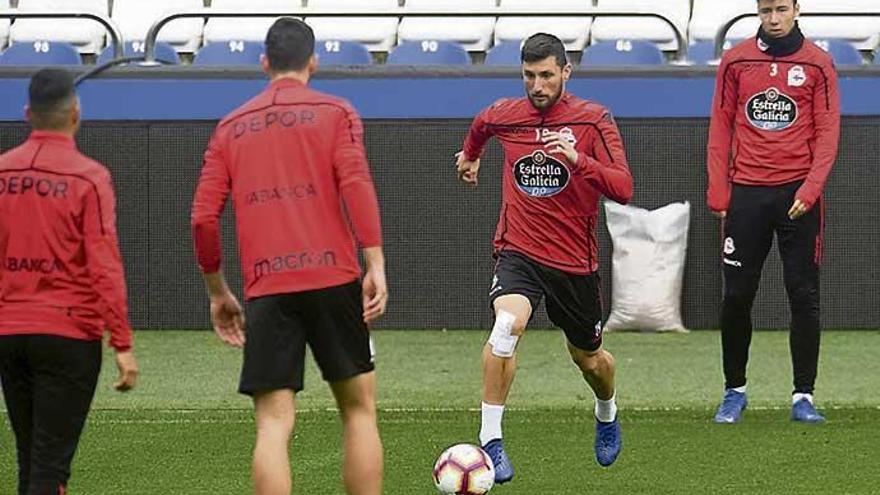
[{"left": 757, "top": 22, "right": 805, "bottom": 57}]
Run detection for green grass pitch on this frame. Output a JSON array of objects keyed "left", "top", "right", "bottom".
[{"left": 2, "top": 330, "right": 879, "bottom": 494}]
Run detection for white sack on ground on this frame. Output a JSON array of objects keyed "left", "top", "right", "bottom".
[{"left": 604, "top": 201, "right": 690, "bottom": 333}]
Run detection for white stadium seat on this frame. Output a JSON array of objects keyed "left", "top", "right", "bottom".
[
  {"left": 204, "top": 0, "right": 300, "bottom": 44},
  {"left": 0, "top": 0, "right": 12, "bottom": 50},
  {"left": 691, "top": 0, "right": 880, "bottom": 51},
  {"left": 305, "top": 0, "right": 399, "bottom": 52},
  {"left": 112, "top": 0, "right": 204, "bottom": 52},
  {"left": 798, "top": 0, "right": 880, "bottom": 50},
  {"left": 590, "top": 0, "right": 691, "bottom": 51},
  {"left": 495, "top": 0, "right": 593, "bottom": 52},
  {"left": 10, "top": 0, "right": 108, "bottom": 54},
  {"left": 397, "top": 0, "right": 496, "bottom": 52},
  {"left": 689, "top": 0, "right": 758, "bottom": 43}
]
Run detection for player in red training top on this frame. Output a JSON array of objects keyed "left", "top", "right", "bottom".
[
  {"left": 456, "top": 33, "right": 633, "bottom": 484},
  {"left": 191, "top": 19, "right": 386, "bottom": 495},
  {"left": 707, "top": 0, "right": 840, "bottom": 425},
  {"left": 0, "top": 69, "right": 139, "bottom": 495}
]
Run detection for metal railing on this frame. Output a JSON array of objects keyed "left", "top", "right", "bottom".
[
  {"left": 0, "top": 11, "right": 124, "bottom": 59},
  {"left": 715, "top": 11, "right": 880, "bottom": 59},
  {"left": 143, "top": 8, "right": 688, "bottom": 64}
]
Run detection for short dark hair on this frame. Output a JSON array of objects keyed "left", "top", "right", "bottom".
[
  {"left": 521, "top": 33, "right": 568, "bottom": 68},
  {"left": 265, "top": 17, "right": 315, "bottom": 72},
  {"left": 757, "top": 0, "right": 797, "bottom": 4},
  {"left": 28, "top": 68, "right": 76, "bottom": 115}
]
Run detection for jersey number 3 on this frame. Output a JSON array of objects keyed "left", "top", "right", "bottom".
[{"left": 770, "top": 63, "right": 778, "bottom": 77}]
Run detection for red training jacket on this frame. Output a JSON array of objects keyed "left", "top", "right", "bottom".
[
  {"left": 707, "top": 37, "right": 840, "bottom": 212},
  {"left": 0, "top": 131, "right": 132, "bottom": 350},
  {"left": 462, "top": 93, "right": 633, "bottom": 275},
  {"left": 192, "top": 78, "right": 382, "bottom": 298}
]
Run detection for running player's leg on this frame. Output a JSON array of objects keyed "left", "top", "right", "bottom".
[
  {"left": 716, "top": 185, "right": 774, "bottom": 422},
  {"left": 480, "top": 293, "right": 530, "bottom": 484},
  {"left": 543, "top": 270, "right": 620, "bottom": 466},
  {"left": 305, "top": 281, "right": 381, "bottom": 495},
  {"left": 483, "top": 252, "right": 541, "bottom": 415},
  {"left": 239, "top": 293, "right": 307, "bottom": 495},
  {"left": 566, "top": 344, "right": 615, "bottom": 406},
  {"left": 482, "top": 294, "right": 531, "bottom": 410},
  {"left": 541, "top": 271, "right": 613, "bottom": 402},
  {"left": 27, "top": 335, "right": 101, "bottom": 495},
  {"left": 0, "top": 336, "right": 34, "bottom": 495},
  {"left": 481, "top": 251, "right": 542, "bottom": 483},
  {"left": 776, "top": 187, "right": 823, "bottom": 422},
  {"left": 253, "top": 390, "right": 296, "bottom": 495},
  {"left": 566, "top": 343, "right": 620, "bottom": 467}
]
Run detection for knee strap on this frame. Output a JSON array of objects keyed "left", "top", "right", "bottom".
[{"left": 488, "top": 310, "right": 519, "bottom": 358}]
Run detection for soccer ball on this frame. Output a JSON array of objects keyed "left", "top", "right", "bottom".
[{"left": 432, "top": 443, "right": 495, "bottom": 495}]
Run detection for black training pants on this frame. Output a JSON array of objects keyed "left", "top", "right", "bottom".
[
  {"left": 719, "top": 181, "right": 822, "bottom": 394},
  {"left": 0, "top": 335, "right": 101, "bottom": 495}
]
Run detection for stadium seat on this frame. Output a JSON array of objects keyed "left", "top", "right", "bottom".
[
  {"left": 484, "top": 40, "right": 522, "bottom": 66},
  {"left": 193, "top": 40, "right": 263, "bottom": 65},
  {"left": 812, "top": 38, "right": 864, "bottom": 65},
  {"left": 689, "top": 0, "right": 758, "bottom": 44},
  {"left": 687, "top": 40, "right": 735, "bottom": 65},
  {"left": 96, "top": 40, "right": 181, "bottom": 65},
  {"left": 386, "top": 40, "right": 470, "bottom": 65},
  {"left": 112, "top": 0, "right": 203, "bottom": 53},
  {"left": 397, "top": 0, "right": 496, "bottom": 52},
  {"left": 10, "top": 0, "right": 107, "bottom": 54},
  {"left": 494, "top": 0, "right": 593, "bottom": 52},
  {"left": 204, "top": 0, "right": 298, "bottom": 45},
  {"left": 0, "top": 41, "right": 82, "bottom": 65},
  {"left": 590, "top": 0, "right": 691, "bottom": 51},
  {"left": 305, "top": 0, "right": 398, "bottom": 53},
  {"left": 798, "top": 0, "right": 880, "bottom": 51},
  {"left": 315, "top": 39, "right": 372, "bottom": 65},
  {"left": 0, "top": 19, "right": 9, "bottom": 50},
  {"left": 0, "top": 0, "right": 9, "bottom": 51},
  {"left": 581, "top": 39, "right": 665, "bottom": 65}
]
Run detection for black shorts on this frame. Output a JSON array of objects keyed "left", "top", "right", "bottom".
[
  {"left": 489, "top": 250, "right": 604, "bottom": 351},
  {"left": 239, "top": 280, "right": 375, "bottom": 395}
]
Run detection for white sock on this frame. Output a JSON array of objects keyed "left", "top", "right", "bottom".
[
  {"left": 594, "top": 392, "right": 618, "bottom": 423},
  {"left": 479, "top": 402, "right": 505, "bottom": 446},
  {"left": 792, "top": 393, "right": 813, "bottom": 405},
  {"left": 730, "top": 386, "right": 747, "bottom": 394}
]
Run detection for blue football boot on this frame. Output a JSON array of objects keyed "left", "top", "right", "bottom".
[
  {"left": 482, "top": 438, "right": 514, "bottom": 484},
  {"left": 791, "top": 398, "right": 825, "bottom": 423},
  {"left": 714, "top": 389, "right": 747, "bottom": 424},
  {"left": 594, "top": 417, "right": 622, "bottom": 467}
]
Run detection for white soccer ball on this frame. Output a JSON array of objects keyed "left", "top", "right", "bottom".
[{"left": 432, "top": 443, "right": 495, "bottom": 495}]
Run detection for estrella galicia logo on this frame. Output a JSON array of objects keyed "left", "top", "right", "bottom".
[
  {"left": 513, "top": 150, "right": 570, "bottom": 197},
  {"left": 746, "top": 87, "right": 798, "bottom": 131}
]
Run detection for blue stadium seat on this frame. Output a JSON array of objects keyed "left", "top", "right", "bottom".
[
  {"left": 387, "top": 40, "right": 470, "bottom": 65},
  {"left": 813, "top": 39, "right": 863, "bottom": 66},
  {"left": 97, "top": 41, "right": 180, "bottom": 65},
  {"left": 315, "top": 40, "right": 371, "bottom": 65},
  {"left": 0, "top": 41, "right": 82, "bottom": 65},
  {"left": 484, "top": 41, "right": 522, "bottom": 66},
  {"left": 874, "top": 51, "right": 880, "bottom": 65},
  {"left": 193, "top": 41, "right": 263, "bottom": 66},
  {"left": 687, "top": 40, "right": 739, "bottom": 65},
  {"left": 687, "top": 41, "right": 717, "bottom": 65},
  {"left": 581, "top": 40, "right": 665, "bottom": 66}
]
